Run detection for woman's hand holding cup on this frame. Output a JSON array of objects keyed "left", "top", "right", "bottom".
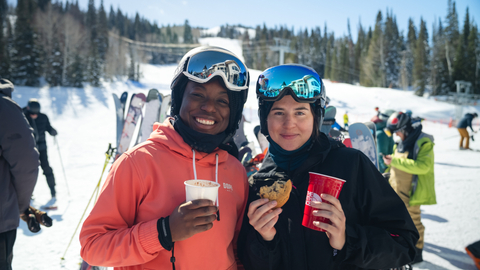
[{"left": 311, "top": 194, "right": 346, "bottom": 250}]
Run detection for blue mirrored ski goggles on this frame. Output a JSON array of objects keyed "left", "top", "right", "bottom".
[
  {"left": 256, "top": 64, "right": 324, "bottom": 103},
  {"left": 182, "top": 50, "right": 249, "bottom": 91}
]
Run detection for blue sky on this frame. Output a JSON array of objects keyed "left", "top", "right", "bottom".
[{"left": 7, "top": 0, "right": 480, "bottom": 38}]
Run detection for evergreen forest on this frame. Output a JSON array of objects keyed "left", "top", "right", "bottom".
[{"left": 0, "top": 0, "right": 478, "bottom": 96}]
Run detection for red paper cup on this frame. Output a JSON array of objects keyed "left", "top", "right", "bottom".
[{"left": 302, "top": 172, "right": 346, "bottom": 232}]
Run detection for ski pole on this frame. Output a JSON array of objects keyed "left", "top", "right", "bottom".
[
  {"left": 54, "top": 136, "right": 70, "bottom": 196},
  {"left": 60, "top": 143, "right": 115, "bottom": 263}
]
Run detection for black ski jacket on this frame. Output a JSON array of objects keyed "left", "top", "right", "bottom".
[
  {"left": 238, "top": 133, "right": 418, "bottom": 270},
  {"left": 23, "top": 108, "right": 57, "bottom": 151},
  {"left": 457, "top": 113, "right": 475, "bottom": 131},
  {"left": 0, "top": 87, "right": 39, "bottom": 233}
]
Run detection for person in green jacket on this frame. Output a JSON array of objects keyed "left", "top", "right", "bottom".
[{"left": 383, "top": 111, "right": 436, "bottom": 265}]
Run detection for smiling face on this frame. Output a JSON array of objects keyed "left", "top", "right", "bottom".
[
  {"left": 267, "top": 95, "right": 314, "bottom": 151},
  {"left": 179, "top": 79, "right": 230, "bottom": 135}
]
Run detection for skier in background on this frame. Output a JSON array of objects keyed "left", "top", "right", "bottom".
[
  {"left": 383, "top": 111, "right": 436, "bottom": 265},
  {"left": 23, "top": 99, "right": 58, "bottom": 200},
  {"left": 457, "top": 112, "right": 478, "bottom": 150},
  {"left": 343, "top": 111, "right": 349, "bottom": 130}
]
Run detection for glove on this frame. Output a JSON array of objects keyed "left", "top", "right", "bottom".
[
  {"left": 50, "top": 128, "right": 58, "bottom": 136},
  {"left": 20, "top": 206, "right": 53, "bottom": 233},
  {"left": 31, "top": 206, "right": 53, "bottom": 227},
  {"left": 20, "top": 207, "right": 41, "bottom": 233}
]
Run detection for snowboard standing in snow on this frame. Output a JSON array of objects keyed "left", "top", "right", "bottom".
[
  {"left": 364, "top": 121, "right": 377, "bottom": 147},
  {"left": 158, "top": 94, "right": 171, "bottom": 123},
  {"left": 320, "top": 106, "right": 337, "bottom": 136},
  {"left": 349, "top": 122, "right": 379, "bottom": 169},
  {"left": 117, "top": 93, "right": 146, "bottom": 157},
  {"left": 137, "top": 89, "right": 162, "bottom": 143}
]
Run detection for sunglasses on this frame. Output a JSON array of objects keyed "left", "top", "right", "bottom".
[
  {"left": 256, "top": 64, "right": 325, "bottom": 103},
  {"left": 174, "top": 48, "right": 249, "bottom": 92}
]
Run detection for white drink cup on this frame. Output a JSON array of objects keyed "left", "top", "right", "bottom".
[{"left": 184, "top": 180, "right": 220, "bottom": 203}]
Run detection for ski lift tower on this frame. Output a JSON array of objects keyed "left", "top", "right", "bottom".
[
  {"left": 452, "top": 80, "right": 478, "bottom": 122},
  {"left": 270, "top": 38, "right": 295, "bottom": 65}
]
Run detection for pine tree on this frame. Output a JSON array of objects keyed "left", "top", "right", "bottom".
[
  {"left": 363, "top": 11, "right": 384, "bottom": 87},
  {"left": 466, "top": 25, "right": 479, "bottom": 94},
  {"left": 108, "top": 5, "right": 115, "bottom": 29},
  {"left": 338, "top": 37, "right": 349, "bottom": 83},
  {"left": 445, "top": 0, "right": 460, "bottom": 90},
  {"left": 430, "top": 18, "right": 449, "bottom": 95},
  {"left": 183, "top": 19, "right": 193, "bottom": 44},
  {"left": 452, "top": 7, "right": 470, "bottom": 86},
  {"left": 12, "top": 0, "right": 41, "bottom": 86},
  {"left": 383, "top": 11, "right": 400, "bottom": 88},
  {"left": 46, "top": 37, "right": 63, "bottom": 86},
  {"left": 413, "top": 18, "right": 429, "bottom": 96},
  {"left": 0, "top": 0, "right": 11, "bottom": 78},
  {"left": 400, "top": 18, "right": 417, "bottom": 90},
  {"left": 66, "top": 53, "right": 83, "bottom": 87},
  {"left": 324, "top": 32, "right": 334, "bottom": 79},
  {"left": 85, "top": 0, "right": 101, "bottom": 86},
  {"left": 354, "top": 22, "right": 366, "bottom": 84},
  {"left": 97, "top": 0, "right": 108, "bottom": 61},
  {"left": 116, "top": 8, "right": 125, "bottom": 36}
]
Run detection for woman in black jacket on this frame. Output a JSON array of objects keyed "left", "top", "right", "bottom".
[{"left": 237, "top": 64, "right": 419, "bottom": 270}]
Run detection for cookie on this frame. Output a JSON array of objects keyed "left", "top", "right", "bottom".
[{"left": 258, "top": 180, "right": 292, "bottom": 208}]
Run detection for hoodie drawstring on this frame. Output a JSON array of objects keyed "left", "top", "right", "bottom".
[
  {"left": 192, "top": 149, "right": 197, "bottom": 180},
  {"left": 192, "top": 150, "right": 220, "bottom": 221},
  {"left": 215, "top": 154, "right": 220, "bottom": 221}
]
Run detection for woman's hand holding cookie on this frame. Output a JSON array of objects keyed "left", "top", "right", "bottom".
[
  {"left": 311, "top": 194, "right": 346, "bottom": 250},
  {"left": 247, "top": 198, "right": 282, "bottom": 241}
]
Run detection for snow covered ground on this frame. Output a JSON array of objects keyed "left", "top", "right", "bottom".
[{"left": 10, "top": 38, "right": 480, "bottom": 270}]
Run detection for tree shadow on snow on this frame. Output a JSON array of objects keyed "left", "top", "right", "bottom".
[
  {"left": 89, "top": 86, "right": 108, "bottom": 108},
  {"left": 48, "top": 87, "right": 71, "bottom": 115},
  {"left": 331, "top": 100, "right": 353, "bottom": 110},
  {"left": 424, "top": 243, "right": 476, "bottom": 270},
  {"left": 421, "top": 213, "right": 448, "bottom": 223},
  {"left": 48, "top": 214, "right": 64, "bottom": 222},
  {"left": 435, "top": 162, "right": 480, "bottom": 169},
  {"left": 12, "top": 87, "right": 42, "bottom": 108}
]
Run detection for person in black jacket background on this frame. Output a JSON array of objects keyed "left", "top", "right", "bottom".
[
  {"left": 456, "top": 112, "right": 478, "bottom": 150},
  {"left": 0, "top": 79, "right": 39, "bottom": 269},
  {"left": 237, "top": 64, "right": 418, "bottom": 270},
  {"left": 23, "top": 98, "right": 58, "bottom": 199}
]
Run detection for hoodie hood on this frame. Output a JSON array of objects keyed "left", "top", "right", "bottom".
[
  {"left": 0, "top": 79, "right": 14, "bottom": 98},
  {"left": 148, "top": 118, "right": 231, "bottom": 166}
]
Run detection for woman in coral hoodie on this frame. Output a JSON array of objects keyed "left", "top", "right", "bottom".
[{"left": 80, "top": 46, "right": 250, "bottom": 270}]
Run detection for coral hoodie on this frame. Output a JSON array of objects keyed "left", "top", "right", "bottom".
[{"left": 80, "top": 119, "right": 248, "bottom": 269}]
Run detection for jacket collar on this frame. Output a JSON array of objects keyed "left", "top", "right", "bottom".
[
  {"left": 253, "top": 133, "right": 339, "bottom": 182},
  {"left": 148, "top": 118, "right": 230, "bottom": 166}
]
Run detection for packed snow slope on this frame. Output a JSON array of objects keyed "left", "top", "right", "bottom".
[{"left": 11, "top": 38, "right": 480, "bottom": 270}]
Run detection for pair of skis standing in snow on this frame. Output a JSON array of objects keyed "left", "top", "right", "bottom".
[{"left": 112, "top": 89, "right": 172, "bottom": 159}]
